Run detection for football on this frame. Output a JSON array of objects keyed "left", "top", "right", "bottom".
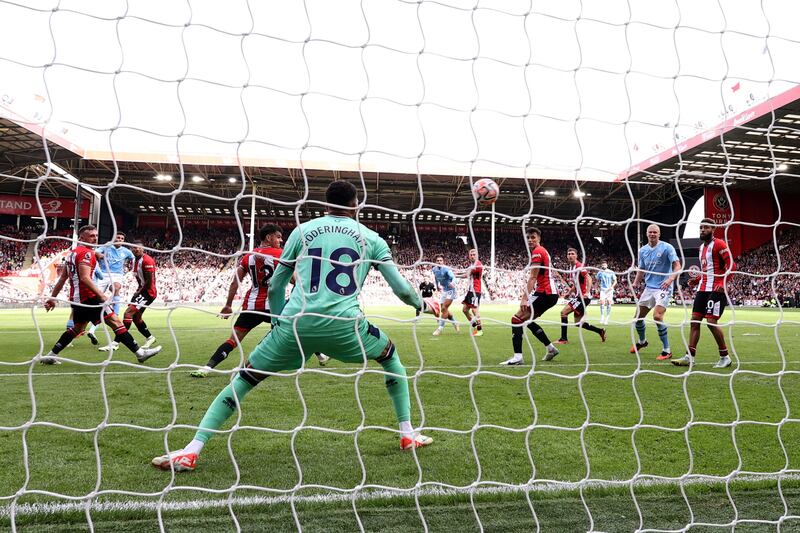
[{"left": 472, "top": 178, "right": 499, "bottom": 206}]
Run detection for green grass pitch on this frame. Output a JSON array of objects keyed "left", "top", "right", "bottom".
[{"left": 2, "top": 304, "right": 800, "bottom": 531}]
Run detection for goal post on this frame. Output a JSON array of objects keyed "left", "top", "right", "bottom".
[{"left": 1, "top": 1, "right": 800, "bottom": 531}]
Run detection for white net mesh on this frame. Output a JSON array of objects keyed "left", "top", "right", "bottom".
[{"left": 2, "top": 0, "right": 800, "bottom": 530}]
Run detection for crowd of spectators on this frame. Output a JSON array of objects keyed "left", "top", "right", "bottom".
[
  {"left": 0, "top": 226, "right": 27, "bottom": 274},
  {"left": 2, "top": 222, "right": 800, "bottom": 307}
]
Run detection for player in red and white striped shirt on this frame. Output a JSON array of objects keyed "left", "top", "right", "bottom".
[
  {"left": 673, "top": 218, "right": 735, "bottom": 369},
  {"left": 42, "top": 225, "right": 162, "bottom": 365},
  {"left": 122, "top": 241, "right": 158, "bottom": 349},
  {"left": 555, "top": 247, "right": 606, "bottom": 344},
  {"left": 459, "top": 249, "right": 484, "bottom": 337},
  {"left": 501, "top": 227, "right": 560, "bottom": 365},
  {"left": 191, "top": 224, "right": 284, "bottom": 378}
]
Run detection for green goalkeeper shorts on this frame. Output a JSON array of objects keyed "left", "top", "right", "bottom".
[{"left": 244, "top": 315, "right": 393, "bottom": 374}]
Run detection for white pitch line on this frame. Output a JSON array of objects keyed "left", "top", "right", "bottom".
[
  {"left": 3, "top": 473, "right": 800, "bottom": 519},
  {"left": 0, "top": 359, "right": 799, "bottom": 378}
]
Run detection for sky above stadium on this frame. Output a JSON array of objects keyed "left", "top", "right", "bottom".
[{"left": 1, "top": 0, "right": 799, "bottom": 181}]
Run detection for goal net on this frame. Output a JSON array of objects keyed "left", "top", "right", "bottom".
[{"left": 2, "top": 0, "right": 800, "bottom": 530}]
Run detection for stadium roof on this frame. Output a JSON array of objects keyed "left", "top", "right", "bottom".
[{"left": 1, "top": 91, "right": 799, "bottom": 225}]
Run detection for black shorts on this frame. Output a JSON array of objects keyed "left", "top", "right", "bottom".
[
  {"left": 233, "top": 310, "right": 272, "bottom": 331},
  {"left": 463, "top": 291, "right": 481, "bottom": 309},
  {"left": 71, "top": 296, "right": 107, "bottom": 325},
  {"left": 529, "top": 293, "right": 559, "bottom": 318},
  {"left": 692, "top": 291, "right": 727, "bottom": 319},
  {"left": 130, "top": 291, "right": 156, "bottom": 312},
  {"left": 567, "top": 296, "right": 591, "bottom": 315}
]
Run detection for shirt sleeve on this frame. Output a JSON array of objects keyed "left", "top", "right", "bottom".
[
  {"left": 369, "top": 236, "right": 393, "bottom": 264},
  {"left": 638, "top": 248, "right": 644, "bottom": 269},
  {"left": 667, "top": 244, "right": 679, "bottom": 263}
]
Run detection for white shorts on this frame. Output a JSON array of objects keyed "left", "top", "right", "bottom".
[
  {"left": 97, "top": 273, "right": 124, "bottom": 293},
  {"left": 440, "top": 288, "right": 457, "bottom": 302},
  {"left": 600, "top": 288, "right": 614, "bottom": 302},
  {"left": 638, "top": 287, "right": 672, "bottom": 309}
]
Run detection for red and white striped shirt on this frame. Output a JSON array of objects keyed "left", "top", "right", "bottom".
[
  {"left": 469, "top": 260, "right": 483, "bottom": 293},
  {"left": 569, "top": 261, "right": 589, "bottom": 297},
  {"left": 240, "top": 247, "right": 282, "bottom": 311},
  {"left": 698, "top": 238, "right": 733, "bottom": 292},
  {"left": 134, "top": 254, "right": 158, "bottom": 298},
  {"left": 530, "top": 245, "right": 557, "bottom": 295},
  {"left": 67, "top": 246, "right": 97, "bottom": 303}
]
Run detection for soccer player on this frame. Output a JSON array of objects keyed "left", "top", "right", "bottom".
[
  {"left": 555, "top": 248, "right": 605, "bottom": 344},
  {"left": 459, "top": 248, "right": 484, "bottom": 337},
  {"left": 122, "top": 241, "right": 158, "bottom": 349},
  {"left": 152, "top": 181, "right": 431, "bottom": 472},
  {"left": 90, "top": 231, "right": 135, "bottom": 351},
  {"left": 630, "top": 224, "right": 681, "bottom": 361},
  {"left": 501, "top": 227, "right": 560, "bottom": 365},
  {"left": 41, "top": 225, "right": 162, "bottom": 365},
  {"left": 190, "top": 224, "right": 327, "bottom": 378},
  {"left": 597, "top": 261, "right": 617, "bottom": 325},
  {"left": 672, "top": 218, "right": 734, "bottom": 369},
  {"left": 431, "top": 255, "right": 460, "bottom": 336}
]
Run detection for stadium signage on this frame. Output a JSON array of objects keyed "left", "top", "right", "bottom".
[{"left": 0, "top": 195, "right": 89, "bottom": 218}]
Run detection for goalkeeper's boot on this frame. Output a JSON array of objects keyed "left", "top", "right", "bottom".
[
  {"left": 629, "top": 340, "right": 649, "bottom": 354},
  {"left": 142, "top": 336, "right": 157, "bottom": 349},
  {"left": 542, "top": 345, "right": 560, "bottom": 362},
  {"left": 656, "top": 351, "right": 672, "bottom": 361},
  {"left": 554, "top": 339, "right": 569, "bottom": 345},
  {"left": 500, "top": 355, "right": 524, "bottom": 366},
  {"left": 99, "top": 341, "right": 119, "bottom": 352},
  {"left": 136, "top": 345, "right": 162, "bottom": 364},
  {"left": 400, "top": 434, "right": 433, "bottom": 450},
  {"left": 190, "top": 367, "right": 210, "bottom": 378},
  {"left": 671, "top": 354, "right": 694, "bottom": 368},
  {"left": 87, "top": 332, "right": 99, "bottom": 345},
  {"left": 713, "top": 356, "right": 732, "bottom": 369},
  {"left": 152, "top": 451, "right": 197, "bottom": 472},
  {"left": 599, "top": 329, "right": 607, "bottom": 343},
  {"left": 432, "top": 327, "right": 443, "bottom": 336},
  {"left": 316, "top": 353, "right": 330, "bottom": 366}
]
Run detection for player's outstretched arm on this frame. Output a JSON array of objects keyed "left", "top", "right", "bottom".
[
  {"left": 220, "top": 264, "right": 246, "bottom": 316},
  {"left": 44, "top": 268, "right": 69, "bottom": 311},
  {"left": 377, "top": 261, "right": 422, "bottom": 309}
]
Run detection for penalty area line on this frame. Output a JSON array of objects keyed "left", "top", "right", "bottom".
[
  {"left": 3, "top": 473, "right": 800, "bottom": 518},
  {"left": 0, "top": 359, "right": 799, "bottom": 378}
]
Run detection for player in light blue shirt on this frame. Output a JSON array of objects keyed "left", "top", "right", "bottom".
[
  {"left": 596, "top": 261, "right": 617, "bottom": 325},
  {"left": 88, "top": 231, "right": 135, "bottom": 348},
  {"left": 431, "top": 255, "right": 459, "bottom": 335},
  {"left": 631, "top": 224, "right": 681, "bottom": 360}
]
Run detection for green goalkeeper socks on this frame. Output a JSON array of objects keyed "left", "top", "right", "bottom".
[
  {"left": 194, "top": 375, "right": 255, "bottom": 443},
  {"left": 379, "top": 352, "right": 411, "bottom": 423},
  {"left": 192, "top": 354, "right": 411, "bottom": 444}
]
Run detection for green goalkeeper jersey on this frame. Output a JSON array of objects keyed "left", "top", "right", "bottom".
[{"left": 268, "top": 214, "right": 420, "bottom": 326}]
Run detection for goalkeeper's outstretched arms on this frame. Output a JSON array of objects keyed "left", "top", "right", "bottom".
[{"left": 377, "top": 261, "right": 422, "bottom": 310}]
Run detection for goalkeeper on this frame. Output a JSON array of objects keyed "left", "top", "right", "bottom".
[{"left": 153, "top": 181, "right": 432, "bottom": 472}]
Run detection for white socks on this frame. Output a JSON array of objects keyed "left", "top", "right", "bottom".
[
  {"left": 400, "top": 421, "right": 414, "bottom": 439},
  {"left": 183, "top": 439, "right": 205, "bottom": 456}
]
